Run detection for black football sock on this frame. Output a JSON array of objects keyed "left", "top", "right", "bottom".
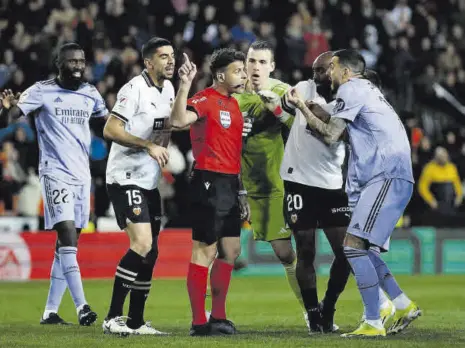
[
  {"left": 126, "top": 248, "right": 157, "bottom": 329},
  {"left": 107, "top": 249, "right": 144, "bottom": 319}
]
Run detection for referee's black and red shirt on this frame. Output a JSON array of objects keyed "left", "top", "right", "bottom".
[{"left": 187, "top": 87, "right": 243, "bottom": 175}]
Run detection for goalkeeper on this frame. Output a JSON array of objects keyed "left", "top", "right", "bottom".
[{"left": 234, "top": 41, "right": 308, "bottom": 327}]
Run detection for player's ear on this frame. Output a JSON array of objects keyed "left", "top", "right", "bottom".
[
  {"left": 217, "top": 72, "right": 225, "bottom": 83},
  {"left": 55, "top": 56, "right": 61, "bottom": 70},
  {"left": 343, "top": 67, "right": 350, "bottom": 79},
  {"left": 270, "top": 61, "right": 275, "bottom": 73},
  {"left": 144, "top": 58, "right": 152, "bottom": 70}
]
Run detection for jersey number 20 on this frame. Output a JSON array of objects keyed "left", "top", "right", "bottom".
[{"left": 287, "top": 194, "right": 303, "bottom": 211}]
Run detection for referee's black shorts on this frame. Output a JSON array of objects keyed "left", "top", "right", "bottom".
[{"left": 189, "top": 169, "right": 241, "bottom": 245}]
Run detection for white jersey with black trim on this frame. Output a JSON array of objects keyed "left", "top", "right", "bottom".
[
  {"left": 280, "top": 79, "right": 345, "bottom": 189},
  {"left": 106, "top": 70, "right": 175, "bottom": 190}
]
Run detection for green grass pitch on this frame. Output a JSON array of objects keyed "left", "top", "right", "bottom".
[{"left": 1, "top": 275, "right": 464, "bottom": 347}]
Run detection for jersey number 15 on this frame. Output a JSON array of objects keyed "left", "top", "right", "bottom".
[{"left": 126, "top": 189, "right": 142, "bottom": 206}]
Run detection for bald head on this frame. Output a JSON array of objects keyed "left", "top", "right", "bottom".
[{"left": 312, "top": 51, "right": 333, "bottom": 86}]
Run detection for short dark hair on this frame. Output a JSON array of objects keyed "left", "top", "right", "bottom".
[
  {"left": 210, "top": 48, "right": 246, "bottom": 79},
  {"left": 364, "top": 69, "right": 382, "bottom": 90},
  {"left": 333, "top": 49, "right": 366, "bottom": 75},
  {"left": 249, "top": 40, "right": 275, "bottom": 60},
  {"left": 142, "top": 37, "right": 172, "bottom": 59},
  {"left": 57, "top": 43, "right": 83, "bottom": 62}
]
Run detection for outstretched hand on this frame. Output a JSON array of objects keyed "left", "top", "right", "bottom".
[{"left": 1, "top": 89, "right": 20, "bottom": 109}]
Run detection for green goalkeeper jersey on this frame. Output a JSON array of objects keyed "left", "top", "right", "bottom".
[{"left": 234, "top": 78, "right": 293, "bottom": 198}]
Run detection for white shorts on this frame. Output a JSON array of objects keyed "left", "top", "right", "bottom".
[
  {"left": 41, "top": 175, "right": 91, "bottom": 230},
  {"left": 347, "top": 179, "right": 413, "bottom": 251}
]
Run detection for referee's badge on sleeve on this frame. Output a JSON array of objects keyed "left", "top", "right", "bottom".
[{"left": 219, "top": 110, "right": 231, "bottom": 129}]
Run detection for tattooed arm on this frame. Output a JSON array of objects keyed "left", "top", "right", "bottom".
[{"left": 286, "top": 89, "right": 347, "bottom": 145}]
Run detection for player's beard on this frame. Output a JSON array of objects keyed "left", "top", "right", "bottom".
[
  {"left": 331, "top": 79, "right": 341, "bottom": 94},
  {"left": 61, "top": 68, "right": 84, "bottom": 88},
  {"left": 316, "top": 80, "right": 332, "bottom": 101}
]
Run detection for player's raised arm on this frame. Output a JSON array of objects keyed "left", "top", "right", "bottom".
[
  {"left": 170, "top": 53, "right": 198, "bottom": 128},
  {"left": 1, "top": 88, "right": 36, "bottom": 123},
  {"left": 286, "top": 88, "right": 346, "bottom": 145}
]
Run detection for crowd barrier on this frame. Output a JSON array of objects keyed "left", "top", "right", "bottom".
[{"left": 1, "top": 227, "right": 464, "bottom": 280}]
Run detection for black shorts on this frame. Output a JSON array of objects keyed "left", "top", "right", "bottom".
[
  {"left": 107, "top": 183, "right": 162, "bottom": 232},
  {"left": 284, "top": 180, "right": 350, "bottom": 230},
  {"left": 189, "top": 169, "right": 241, "bottom": 245}
]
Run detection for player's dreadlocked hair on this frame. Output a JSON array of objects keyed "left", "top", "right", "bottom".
[
  {"left": 210, "top": 48, "right": 246, "bottom": 81},
  {"left": 332, "top": 49, "right": 366, "bottom": 75},
  {"left": 141, "top": 37, "right": 172, "bottom": 59},
  {"left": 249, "top": 40, "right": 275, "bottom": 60}
]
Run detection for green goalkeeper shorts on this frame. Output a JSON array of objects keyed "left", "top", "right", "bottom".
[{"left": 248, "top": 196, "right": 291, "bottom": 241}]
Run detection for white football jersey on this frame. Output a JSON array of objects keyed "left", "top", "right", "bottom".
[
  {"left": 106, "top": 70, "right": 175, "bottom": 190},
  {"left": 280, "top": 80, "right": 345, "bottom": 189}
]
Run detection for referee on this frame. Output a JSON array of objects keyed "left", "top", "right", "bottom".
[{"left": 170, "top": 49, "right": 250, "bottom": 336}]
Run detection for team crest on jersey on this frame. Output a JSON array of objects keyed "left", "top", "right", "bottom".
[
  {"left": 333, "top": 98, "right": 345, "bottom": 113},
  {"left": 133, "top": 206, "right": 142, "bottom": 216},
  {"left": 219, "top": 110, "right": 231, "bottom": 128},
  {"left": 290, "top": 213, "right": 298, "bottom": 223}
]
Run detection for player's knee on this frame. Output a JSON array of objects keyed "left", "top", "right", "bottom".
[
  {"left": 343, "top": 233, "right": 368, "bottom": 250},
  {"left": 217, "top": 244, "right": 241, "bottom": 263},
  {"left": 296, "top": 255, "right": 316, "bottom": 272},
  {"left": 130, "top": 236, "right": 152, "bottom": 257},
  {"left": 295, "top": 241, "right": 316, "bottom": 264},
  {"left": 55, "top": 221, "right": 78, "bottom": 247},
  {"left": 333, "top": 246, "right": 346, "bottom": 261},
  {"left": 275, "top": 247, "right": 295, "bottom": 265},
  {"left": 191, "top": 242, "right": 217, "bottom": 266},
  {"left": 143, "top": 247, "right": 158, "bottom": 267}
]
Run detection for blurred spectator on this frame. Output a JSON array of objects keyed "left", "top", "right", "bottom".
[
  {"left": 384, "top": 0, "right": 412, "bottom": 36},
  {"left": 230, "top": 15, "right": 256, "bottom": 45},
  {"left": 418, "top": 147, "right": 462, "bottom": 213},
  {"left": 0, "top": 142, "right": 26, "bottom": 214},
  {"left": 394, "top": 36, "right": 414, "bottom": 110},
  {"left": 303, "top": 18, "right": 330, "bottom": 67},
  {"left": 17, "top": 168, "right": 41, "bottom": 217},
  {"left": 282, "top": 13, "right": 306, "bottom": 70},
  {"left": 437, "top": 42, "right": 462, "bottom": 78}
]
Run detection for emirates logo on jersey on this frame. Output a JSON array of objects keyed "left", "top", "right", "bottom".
[
  {"left": 133, "top": 207, "right": 142, "bottom": 216},
  {"left": 219, "top": 110, "right": 231, "bottom": 128}
]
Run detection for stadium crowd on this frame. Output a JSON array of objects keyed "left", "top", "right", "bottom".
[{"left": 1, "top": 0, "right": 465, "bottom": 227}]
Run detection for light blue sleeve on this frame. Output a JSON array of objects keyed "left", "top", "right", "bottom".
[
  {"left": 91, "top": 87, "right": 108, "bottom": 118},
  {"left": 331, "top": 82, "right": 363, "bottom": 122},
  {"left": 17, "top": 83, "right": 43, "bottom": 116}
]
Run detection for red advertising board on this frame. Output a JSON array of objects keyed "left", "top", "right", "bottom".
[{"left": 0, "top": 229, "right": 193, "bottom": 280}]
